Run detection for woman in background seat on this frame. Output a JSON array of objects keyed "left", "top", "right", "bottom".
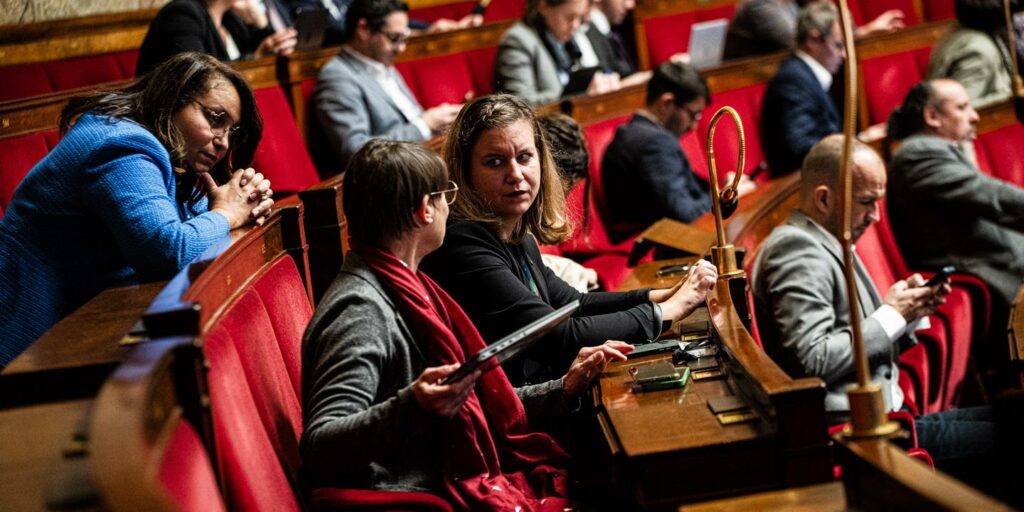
[
  {"left": 422, "top": 94, "right": 717, "bottom": 386},
  {"left": 136, "top": 0, "right": 297, "bottom": 76},
  {"left": 301, "top": 138, "right": 629, "bottom": 508},
  {"left": 0, "top": 52, "right": 273, "bottom": 365}
]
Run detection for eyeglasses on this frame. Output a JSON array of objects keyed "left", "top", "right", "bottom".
[
  {"left": 429, "top": 181, "right": 459, "bottom": 205},
  {"left": 189, "top": 98, "right": 247, "bottom": 145},
  {"left": 378, "top": 29, "right": 411, "bottom": 45},
  {"left": 680, "top": 104, "right": 703, "bottom": 122}
]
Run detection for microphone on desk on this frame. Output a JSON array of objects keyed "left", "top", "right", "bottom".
[{"left": 703, "top": 106, "right": 746, "bottom": 279}]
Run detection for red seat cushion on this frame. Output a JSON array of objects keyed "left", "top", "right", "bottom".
[
  {"left": 252, "top": 257, "right": 311, "bottom": 397},
  {"left": 408, "top": 2, "right": 475, "bottom": 22},
  {"left": 115, "top": 50, "right": 140, "bottom": 78},
  {"left": 580, "top": 253, "right": 632, "bottom": 291},
  {"left": 483, "top": 0, "right": 526, "bottom": 22},
  {"left": 467, "top": 46, "right": 498, "bottom": 98},
  {"left": 158, "top": 420, "right": 229, "bottom": 512},
  {"left": 855, "top": 0, "right": 921, "bottom": 26},
  {"left": 861, "top": 52, "right": 925, "bottom": 126},
  {"left": 252, "top": 87, "right": 321, "bottom": 197},
  {"left": 0, "top": 133, "right": 50, "bottom": 210},
  {"left": 922, "top": 0, "right": 956, "bottom": 21},
  {"left": 44, "top": 54, "right": 125, "bottom": 92},
  {"left": 0, "top": 63, "right": 52, "bottom": 102}
]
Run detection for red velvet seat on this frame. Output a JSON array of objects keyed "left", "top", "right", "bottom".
[
  {"left": 399, "top": 53, "right": 477, "bottom": 107},
  {"left": 975, "top": 123, "right": 1024, "bottom": 186},
  {"left": 408, "top": 2, "right": 476, "bottom": 22},
  {"left": 640, "top": 5, "right": 735, "bottom": 68},
  {"left": 860, "top": 47, "right": 932, "bottom": 126},
  {"left": 482, "top": 0, "right": 526, "bottom": 22},
  {"left": 43, "top": 53, "right": 126, "bottom": 92},
  {"left": 921, "top": 0, "right": 956, "bottom": 21},
  {"left": 848, "top": 0, "right": 921, "bottom": 27},
  {"left": 689, "top": 83, "right": 770, "bottom": 182},
  {"left": 158, "top": 420, "right": 230, "bottom": 512},
  {"left": 0, "top": 63, "right": 53, "bottom": 102},
  {"left": 0, "top": 132, "right": 52, "bottom": 212},
  {"left": 252, "top": 86, "right": 322, "bottom": 197}
]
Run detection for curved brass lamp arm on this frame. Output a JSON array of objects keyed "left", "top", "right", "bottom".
[
  {"left": 703, "top": 106, "right": 746, "bottom": 279},
  {"left": 704, "top": 106, "right": 746, "bottom": 247},
  {"left": 836, "top": 0, "right": 899, "bottom": 438}
]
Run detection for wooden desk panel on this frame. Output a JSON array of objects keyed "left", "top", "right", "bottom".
[
  {"left": 0, "top": 281, "right": 166, "bottom": 408},
  {"left": 0, "top": 399, "right": 94, "bottom": 511},
  {"left": 680, "top": 481, "right": 845, "bottom": 512}
]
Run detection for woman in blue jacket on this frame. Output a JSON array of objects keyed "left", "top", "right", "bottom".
[{"left": 0, "top": 52, "right": 274, "bottom": 365}]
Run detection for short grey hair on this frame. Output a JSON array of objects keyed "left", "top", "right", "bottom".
[{"left": 796, "top": 1, "right": 839, "bottom": 46}]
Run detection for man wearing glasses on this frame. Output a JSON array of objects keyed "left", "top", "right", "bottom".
[
  {"left": 601, "top": 62, "right": 752, "bottom": 243},
  {"left": 313, "top": 0, "right": 461, "bottom": 172},
  {"left": 760, "top": 1, "right": 844, "bottom": 178}
]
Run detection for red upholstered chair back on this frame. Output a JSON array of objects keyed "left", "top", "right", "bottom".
[
  {"left": 0, "top": 132, "right": 51, "bottom": 212},
  {"left": 689, "top": 83, "right": 769, "bottom": 182},
  {"left": 850, "top": 0, "right": 921, "bottom": 26},
  {"left": 0, "top": 63, "right": 53, "bottom": 102},
  {"left": 922, "top": 0, "right": 955, "bottom": 20},
  {"left": 408, "top": 1, "right": 478, "bottom": 21},
  {"left": 484, "top": 0, "right": 527, "bottom": 21},
  {"left": 0, "top": 50, "right": 138, "bottom": 103},
  {"left": 399, "top": 53, "right": 476, "bottom": 107},
  {"left": 251, "top": 86, "right": 321, "bottom": 197},
  {"left": 975, "top": 123, "right": 1024, "bottom": 185},
  {"left": 201, "top": 255, "right": 311, "bottom": 511},
  {"left": 861, "top": 47, "right": 932, "bottom": 125},
  {"left": 641, "top": 6, "right": 735, "bottom": 68},
  {"left": 560, "top": 115, "right": 635, "bottom": 255},
  {"left": 158, "top": 420, "right": 229, "bottom": 512}
]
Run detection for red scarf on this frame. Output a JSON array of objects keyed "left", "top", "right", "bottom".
[{"left": 357, "top": 247, "right": 572, "bottom": 511}]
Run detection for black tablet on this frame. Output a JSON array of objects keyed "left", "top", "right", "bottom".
[
  {"left": 442, "top": 300, "right": 580, "bottom": 384},
  {"left": 294, "top": 7, "right": 329, "bottom": 51},
  {"left": 562, "top": 66, "right": 601, "bottom": 97}
]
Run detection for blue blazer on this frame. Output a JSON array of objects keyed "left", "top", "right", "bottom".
[
  {"left": 760, "top": 56, "right": 841, "bottom": 177},
  {"left": 601, "top": 114, "right": 711, "bottom": 242}
]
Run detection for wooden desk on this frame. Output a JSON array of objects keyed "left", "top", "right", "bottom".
[
  {"left": 1009, "top": 279, "right": 1024, "bottom": 362},
  {"left": 0, "top": 399, "right": 94, "bottom": 511},
  {"left": 618, "top": 257, "right": 699, "bottom": 292},
  {"left": 680, "top": 481, "right": 845, "bottom": 512},
  {"left": 0, "top": 281, "right": 165, "bottom": 408},
  {"left": 593, "top": 279, "right": 830, "bottom": 510}
]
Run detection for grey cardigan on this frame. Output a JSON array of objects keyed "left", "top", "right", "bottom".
[{"left": 300, "top": 252, "right": 568, "bottom": 492}]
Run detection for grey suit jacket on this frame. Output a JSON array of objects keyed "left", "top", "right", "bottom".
[
  {"left": 889, "top": 134, "right": 1024, "bottom": 307},
  {"left": 301, "top": 252, "right": 568, "bottom": 491},
  {"left": 313, "top": 49, "right": 427, "bottom": 168},
  {"left": 927, "top": 26, "right": 1012, "bottom": 108},
  {"left": 495, "top": 21, "right": 564, "bottom": 105},
  {"left": 752, "top": 210, "right": 906, "bottom": 412}
]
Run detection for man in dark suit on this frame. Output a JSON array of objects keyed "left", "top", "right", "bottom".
[
  {"left": 582, "top": 0, "right": 636, "bottom": 76},
  {"left": 600, "top": 62, "right": 712, "bottom": 242},
  {"left": 760, "top": 1, "right": 844, "bottom": 177},
  {"left": 888, "top": 78, "right": 1024, "bottom": 378}
]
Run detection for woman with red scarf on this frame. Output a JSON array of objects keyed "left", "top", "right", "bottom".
[{"left": 300, "top": 139, "right": 631, "bottom": 510}]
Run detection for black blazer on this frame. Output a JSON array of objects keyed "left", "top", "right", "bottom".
[
  {"left": 136, "top": 0, "right": 275, "bottom": 76},
  {"left": 601, "top": 115, "right": 711, "bottom": 242},
  {"left": 759, "top": 56, "right": 841, "bottom": 177},
  {"left": 421, "top": 220, "right": 659, "bottom": 385}
]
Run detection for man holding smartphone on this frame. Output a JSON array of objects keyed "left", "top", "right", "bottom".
[{"left": 752, "top": 135, "right": 1024, "bottom": 506}]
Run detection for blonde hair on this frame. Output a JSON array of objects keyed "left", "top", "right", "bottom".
[{"left": 443, "top": 94, "right": 571, "bottom": 245}]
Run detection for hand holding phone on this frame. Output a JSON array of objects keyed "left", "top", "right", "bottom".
[{"left": 924, "top": 265, "right": 956, "bottom": 287}]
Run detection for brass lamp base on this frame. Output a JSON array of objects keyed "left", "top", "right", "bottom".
[
  {"left": 840, "top": 382, "right": 901, "bottom": 438},
  {"left": 710, "top": 244, "right": 745, "bottom": 279}
]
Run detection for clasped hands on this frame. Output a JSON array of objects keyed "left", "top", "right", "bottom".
[{"left": 204, "top": 167, "right": 274, "bottom": 229}]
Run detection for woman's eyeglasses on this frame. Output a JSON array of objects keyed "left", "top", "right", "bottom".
[
  {"left": 189, "top": 98, "right": 247, "bottom": 145},
  {"left": 429, "top": 181, "right": 459, "bottom": 205}
]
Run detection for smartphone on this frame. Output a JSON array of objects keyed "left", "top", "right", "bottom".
[
  {"left": 924, "top": 265, "right": 956, "bottom": 287},
  {"left": 655, "top": 263, "right": 690, "bottom": 277}
]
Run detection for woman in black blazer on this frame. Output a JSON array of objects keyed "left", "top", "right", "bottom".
[
  {"left": 422, "top": 94, "right": 718, "bottom": 385},
  {"left": 137, "top": 0, "right": 296, "bottom": 76}
]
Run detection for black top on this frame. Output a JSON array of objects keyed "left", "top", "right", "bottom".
[
  {"left": 601, "top": 114, "right": 712, "bottom": 243},
  {"left": 422, "top": 219, "right": 660, "bottom": 385},
  {"left": 136, "top": 0, "right": 275, "bottom": 76}
]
